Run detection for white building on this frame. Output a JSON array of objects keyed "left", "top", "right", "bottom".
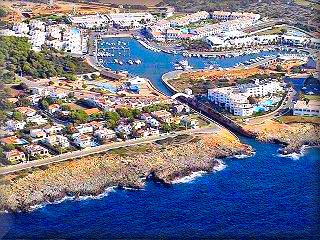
[
  {"left": 108, "top": 12, "right": 154, "bottom": 29},
  {"left": 13, "top": 23, "right": 29, "bottom": 34},
  {"left": 75, "top": 124, "right": 94, "bottom": 134},
  {"left": 69, "top": 14, "right": 109, "bottom": 29},
  {"left": 293, "top": 100, "right": 320, "bottom": 116},
  {"left": 45, "top": 134, "right": 70, "bottom": 148},
  {"left": 6, "top": 120, "right": 26, "bottom": 131},
  {"left": 73, "top": 134, "right": 92, "bottom": 148},
  {"left": 29, "top": 30, "right": 46, "bottom": 51},
  {"left": 43, "top": 125, "right": 64, "bottom": 135},
  {"left": 208, "top": 79, "right": 283, "bottom": 117},
  {"left": 94, "top": 128, "right": 116, "bottom": 140},
  {"left": 26, "top": 144, "right": 49, "bottom": 158},
  {"left": 170, "top": 11, "right": 209, "bottom": 27}
]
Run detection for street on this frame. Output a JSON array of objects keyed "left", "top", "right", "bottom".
[{"left": 0, "top": 126, "right": 219, "bottom": 176}]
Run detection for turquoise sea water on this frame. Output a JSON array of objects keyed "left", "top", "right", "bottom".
[{"left": 0, "top": 38, "right": 319, "bottom": 239}]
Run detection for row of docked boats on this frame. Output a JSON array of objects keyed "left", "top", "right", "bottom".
[
  {"left": 174, "top": 60, "right": 193, "bottom": 70},
  {"left": 113, "top": 58, "right": 142, "bottom": 65},
  {"left": 137, "top": 39, "right": 162, "bottom": 53}
]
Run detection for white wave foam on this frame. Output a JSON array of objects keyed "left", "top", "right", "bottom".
[
  {"left": 277, "top": 152, "right": 302, "bottom": 160},
  {"left": 213, "top": 159, "right": 227, "bottom": 171},
  {"left": 29, "top": 186, "right": 117, "bottom": 211},
  {"left": 171, "top": 171, "right": 206, "bottom": 184},
  {"left": 277, "top": 145, "right": 309, "bottom": 160},
  {"left": 172, "top": 160, "right": 227, "bottom": 184},
  {"left": 77, "top": 186, "right": 116, "bottom": 201},
  {"left": 122, "top": 187, "right": 145, "bottom": 191}
]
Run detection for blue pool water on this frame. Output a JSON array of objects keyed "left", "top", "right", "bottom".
[
  {"left": 261, "top": 99, "right": 273, "bottom": 106},
  {"left": 253, "top": 106, "right": 267, "bottom": 112},
  {"left": 1, "top": 138, "right": 319, "bottom": 239},
  {"left": 0, "top": 38, "right": 319, "bottom": 239}
]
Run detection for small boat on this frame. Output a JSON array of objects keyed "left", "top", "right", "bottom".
[
  {"left": 128, "top": 60, "right": 134, "bottom": 65},
  {"left": 114, "top": 59, "right": 119, "bottom": 63},
  {"left": 135, "top": 59, "right": 142, "bottom": 64},
  {"left": 119, "top": 61, "right": 123, "bottom": 65}
]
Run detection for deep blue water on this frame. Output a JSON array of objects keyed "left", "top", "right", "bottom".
[
  {"left": 0, "top": 38, "right": 319, "bottom": 239},
  {"left": 1, "top": 138, "right": 319, "bottom": 239}
]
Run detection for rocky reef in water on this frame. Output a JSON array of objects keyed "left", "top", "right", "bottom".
[
  {"left": 0, "top": 130, "right": 252, "bottom": 212},
  {"left": 243, "top": 120, "right": 320, "bottom": 155}
]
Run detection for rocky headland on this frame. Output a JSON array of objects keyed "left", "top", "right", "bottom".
[
  {"left": 243, "top": 120, "right": 320, "bottom": 154},
  {"left": 0, "top": 129, "right": 252, "bottom": 212}
]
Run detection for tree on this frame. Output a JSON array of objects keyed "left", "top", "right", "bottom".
[
  {"left": 276, "top": 65, "right": 284, "bottom": 72},
  {"left": 116, "top": 108, "right": 133, "bottom": 119},
  {"left": 12, "top": 111, "right": 23, "bottom": 121},
  {"left": 0, "top": 8, "right": 7, "bottom": 18},
  {"left": 162, "top": 123, "right": 172, "bottom": 133},
  {"left": 104, "top": 111, "right": 120, "bottom": 129},
  {"left": 91, "top": 73, "right": 98, "bottom": 80},
  {"left": 4, "top": 144, "right": 15, "bottom": 151},
  {"left": 69, "top": 110, "right": 88, "bottom": 123}
]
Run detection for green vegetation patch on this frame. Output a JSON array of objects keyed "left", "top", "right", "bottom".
[{"left": 0, "top": 36, "right": 94, "bottom": 81}]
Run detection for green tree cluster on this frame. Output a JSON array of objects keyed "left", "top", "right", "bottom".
[{"left": 0, "top": 36, "right": 94, "bottom": 81}]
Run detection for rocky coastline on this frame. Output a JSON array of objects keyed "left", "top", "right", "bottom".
[
  {"left": 243, "top": 120, "right": 320, "bottom": 155},
  {"left": 0, "top": 130, "right": 252, "bottom": 212}
]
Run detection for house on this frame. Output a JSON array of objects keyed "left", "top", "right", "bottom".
[
  {"left": 173, "top": 104, "right": 190, "bottom": 114},
  {"left": 45, "top": 135, "right": 70, "bottom": 148},
  {"left": 26, "top": 114, "right": 48, "bottom": 125},
  {"left": 89, "top": 121, "right": 105, "bottom": 130},
  {"left": 43, "top": 125, "right": 64, "bottom": 135},
  {"left": 48, "top": 104, "right": 61, "bottom": 114},
  {"left": 94, "top": 128, "right": 116, "bottom": 141},
  {"left": 293, "top": 100, "right": 320, "bottom": 116},
  {"left": 30, "top": 129, "right": 47, "bottom": 140},
  {"left": 49, "top": 89, "right": 67, "bottom": 99},
  {"left": 6, "top": 120, "right": 26, "bottom": 131},
  {"left": 151, "top": 110, "right": 173, "bottom": 123},
  {"left": 132, "top": 121, "right": 146, "bottom": 130},
  {"left": 73, "top": 134, "right": 93, "bottom": 148},
  {"left": 115, "top": 124, "right": 132, "bottom": 136},
  {"left": 147, "top": 118, "right": 160, "bottom": 128},
  {"left": 30, "top": 87, "right": 50, "bottom": 96},
  {"left": 0, "top": 136, "right": 28, "bottom": 146},
  {"left": 135, "top": 129, "right": 150, "bottom": 138},
  {"left": 75, "top": 123, "right": 94, "bottom": 134},
  {"left": 149, "top": 128, "right": 160, "bottom": 136},
  {"left": 15, "top": 106, "right": 37, "bottom": 117},
  {"left": 26, "top": 144, "right": 49, "bottom": 158},
  {"left": 4, "top": 149, "right": 26, "bottom": 163},
  {"left": 140, "top": 113, "right": 153, "bottom": 121},
  {"left": 181, "top": 117, "right": 199, "bottom": 129}
]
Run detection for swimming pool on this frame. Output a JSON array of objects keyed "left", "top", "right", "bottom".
[
  {"left": 253, "top": 106, "right": 267, "bottom": 112},
  {"left": 261, "top": 99, "right": 273, "bottom": 106}
]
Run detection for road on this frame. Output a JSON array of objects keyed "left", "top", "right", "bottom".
[{"left": 0, "top": 127, "right": 219, "bottom": 176}]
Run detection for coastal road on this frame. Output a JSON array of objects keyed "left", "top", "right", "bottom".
[{"left": 0, "top": 127, "right": 219, "bottom": 176}]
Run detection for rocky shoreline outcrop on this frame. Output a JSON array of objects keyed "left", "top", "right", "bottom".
[
  {"left": 0, "top": 130, "right": 252, "bottom": 212},
  {"left": 243, "top": 120, "right": 320, "bottom": 155}
]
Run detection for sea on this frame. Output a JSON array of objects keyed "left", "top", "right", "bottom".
[{"left": 0, "top": 38, "right": 319, "bottom": 239}]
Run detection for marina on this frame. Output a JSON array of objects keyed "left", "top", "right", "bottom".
[{"left": 96, "top": 37, "right": 311, "bottom": 95}]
